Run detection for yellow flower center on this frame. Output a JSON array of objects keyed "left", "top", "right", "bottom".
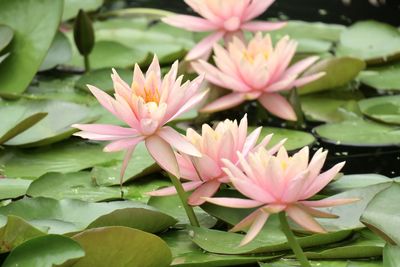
[
  {"left": 242, "top": 50, "right": 269, "bottom": 64},
  {"left": 132, "top": 81, "right": 160, "bottom": 104}
]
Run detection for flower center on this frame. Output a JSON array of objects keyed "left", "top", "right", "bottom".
[
  {"left": 242, "top": 50, "right": 269, "bottom": 64},
  {"left": 132, "top": 81, "right": 160, "bottom": 104}
]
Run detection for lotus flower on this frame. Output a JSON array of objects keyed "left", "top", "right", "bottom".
[
  {"left": 73, "top": 56, "right": 208, "bottom": 178},
  {"left": 193, "top": 33, "right": 325, "bottom": 121},
  {"left": 163, "top": 0, "right": 286, "bottom": 60},
  {"left": 205, "top": 146, "right": 358, "bottom": 246},
  {"left": 148, "top": 115, "right": 285, "bottom": 205}
]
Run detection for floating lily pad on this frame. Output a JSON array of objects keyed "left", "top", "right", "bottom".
[
  {"left": 63, "top": 0, "right": 104, "bottom": 21},
  {"left": 0, "top": 178, "right": 32, "bottom": 199},
  {"left": 359, "top": 63, "right": 400, "bottom": 91},
  {"left": 4, "top": 100, "right": 94, "bottom": 147},
  {"left": 0, "top": 197, "right": 176, "bottom": 234},
  {"left": 383, "top": 244, "right": 400, "bottom": 267},
  {"left": 361, "top": 182, "right": 400, "bottom": 245},
  {"left": 314, "top": 119, "right": 400, "bottom": 146},
  {"left": 298, "top": 57, "right": 365, "bottom": 95},
  {"left": 0, "top": 0, "right": 63, "bottom": 96},
  {"left": 0, "top": 24, "right": 13, "bottom": 53},
  {"left": 2, "top": 234, "right": 84, "bottom": 267},
  {"left": 123, "top": 177, "right": 171, "bottom": 202},
  {"left": 72, "top": 226, "right": 172, "bottom": 267},
  {"left": 254, "top": 127, "right": 315, "bottom": 151},
  {"left": 324, "top": 174, "right": 391, "bottom": 194},
  {"left": 39, "top": 31, "right": 72, "bottom": 71},
  {"left": 260, "top": 259, "right": 383, "bottom": 267},
  {"left": 75, "top": 68, "right": 132, "bottom": 93},
  {"left": 358, "top": 95, "right": 400, "bottom": 125},
  {"left": 336, "top": 20, "right": 400, "bottom": 64}
]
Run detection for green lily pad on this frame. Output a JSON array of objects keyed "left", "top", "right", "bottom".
[
  {"left": 63, "top": 0, "right": 103, "bottom": 21},
  {"left": 0, "top": 24, "right": 13, "bottom": 53},
  {"left": 2, "top": 234, "right": 84, "bottom": 267},
  {"left": 336, "top": 20, "right": 400, "bottom": 64},
  {"left": 0, "top": 52, "right": 9, "bottom": 64},
  {"left": 39, "top": 31, "right": 72, "bottom": 71},
  {"left": 75, "top": 68, "right": 132, "bottom": 93},
  {"left": 162, "top": 230, "right": 280, "bottom": 267},
  {"left": 314, "top": 119, "right": 400, "bottom": 147},
  {"left": 0, "top": 178, "right": 32, "bottom": 199},
  {"left": 0, "top": 141, "right": 121, "bottom": 179},
  {"left": 324, "top": 174, "right": 391, "bottom": 194},
  {"left": 4, "top": 100, "right": 94, "bottom": 147},
  {"left": 0, "top": 197, "right": 176, "bottom": 234},
  {"left": 123, "top": 177, "right": 171, "bottom": 203},
  {"left": 298, "top": 57, "right": 365, "bottom": 95},
  {"left": 0, "top": 0, "right": 63, "bottom": 96},
  {"left": 358, "top": 95, "right": 400, "bottom": 125},
  {"left": 260, "top": 259, "right": 383, "bottom": 267},
  {"left": 383, "top": 244, "right": 400, "bottom": 267},
  {"left": 72, "top": 226, "right": 172, "bottom": 267},
  {"left": 0, "top": 215, "right": 46, "bottom": 253},
  {"left": 361, "top": 182, "right": 400, "bottom": 245},
  {"left": 359, "top": 63, "right": 400, "bottom": 91},
  {"left": 253, "top": 127, "right": 315, "bottom": 151}
]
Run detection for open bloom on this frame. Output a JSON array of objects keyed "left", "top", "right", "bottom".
[
  {"left": 205, "top": 146, "right": 358, "bottom": 246},
  {"left": 163, "top": 0, "right": 286, "bottom": 60},
  {"left": 148, "top": 115, "right": 285, "bottom": 205},
  {"left": 73, "top": 56, "right": 208, "bottom": 178},
  {"left": 193, "top": 33, "right": 325, "bottom": 121}
]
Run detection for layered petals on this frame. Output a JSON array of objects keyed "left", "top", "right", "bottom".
[{"left": 258, "top": 93, "right": 297, "bottom": 121}]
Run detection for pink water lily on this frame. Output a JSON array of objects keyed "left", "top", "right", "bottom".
[
  {"left": 148, "top": 115, "right": 285, "bottom": 205},
  {"left": 204, "top": 146, "right": 358, "bottom": 246},
  {"left": 163, "top": 0, "right": 286, "bottom": 60},
  {"left": 193, "top": 33, "right": 325, "bottom": 121},
  {"left": 73, "top": 56, "right": 208, "bottom": 178}
]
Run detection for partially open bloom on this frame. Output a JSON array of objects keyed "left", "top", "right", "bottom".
[
  {"left": 193, "top": 33, "right": 325, "bottom": 121},
  {"left": 205, "top": 146, "right": 358, "bottom": 246},
  {"left": 163, "top": 0, "right": 286, "bottom": 60},
  {"left": 73, "top": 56, "right": 208, "bottom": 178},
  {"left": 148, "top": 115, "right": 285, "bottom": 205}
]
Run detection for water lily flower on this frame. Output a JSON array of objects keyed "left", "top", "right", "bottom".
[
  {"left": 204, "top": 146, "right": 358, "bottom": 246},
  {"left": 73, "top": 56, "right": 208, "bottom": 178},
  {"left": 163, "top": 0, "right": 286, "bottom": 60},
  {"left": 148, "top": 115, "right": 285, "bottom": 205},
  {"left": 193, "top": 33, "right": 325, "bottom": 121}
]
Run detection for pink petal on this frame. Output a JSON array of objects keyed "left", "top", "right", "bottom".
[
  {"left": 186, "top": 31, "right": 225, "bottom": 61},
  {"left": 258, "top": 93, "right": 297, "bottom": 121},
  {"left": 188, "top": 180, "right": 221, "bottom": 206},
  {"left": 242, "top": 127, "right": 261, "bottom": 156},
  {"left": 145, "top": 135, "right": 180, "bottom": 177},
  {"left": 162, "top": 15, "right": 218, "bottom": 32},
  {"left": 244, "top": 0, "right": 275, "bottom": 20},
  {"left": 240, "top": 211, "right": 269, "bottom": 246},
  {"left": 146, "top": 181, "right": 203, "bottom": 196},
  {"left": 230, "top": 209, "right": 260, "bottom": 233},
  {"left": 286, "top": 206, "right": 326, "bottom": 233},
  {"left": 201, "top": 93, "right": 246, "bottom": 113},
  {"left": 103, "top": 136, "right": 144, "bottom": 152},
  {"left": 296, "top": 204, "right": 338, "bottom": 219},
  {"left": 168, "top": 90, "right": 208, "bottom": 122},
  {"left": 192, "top": 154, "right": 222, "bottom": 181},
  {"left": 294, "top": 72, "right": 325, "bottom": 88},
  {"left": 73, "top": 132, "right": 126, "bottom": 141},
  {"left": 284, "top": 56, "right": 320, "bottom": 77},
  {"left": 158, "top": 126, "right": 201, "bottom": 157},
  {"left": 229, "top": 176, "right": 275, "bottom": 203},
  {"left": 146, "top": 55, "right": 161, "bottom": 79},
  {"left": 120, "top": 147, "right": 135, "bottom": 184},
  {"left": 203, "top": 197, "right": 263, "bottom": 208},
  {"left": 241, "top": 21, "right": 287, "bottom": 32},
  {"left": 300, "top": 198, "right": 359, "bottom": 208},
  {"left": 88, "top": 85, "right": 116, "bottom": 115},
  {"left": 72, "top": 124, "right": 138, "bottom": 136}
]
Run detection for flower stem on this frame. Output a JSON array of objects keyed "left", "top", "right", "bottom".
[
  {"left": 278, "top": 212, "right": 311, "bottom": 267},
  {"left": 168, "top": 173, "right": 200, "bottom": 227},
  {"left": 84, "top": 55, "right": 90, "bottom": 72}
]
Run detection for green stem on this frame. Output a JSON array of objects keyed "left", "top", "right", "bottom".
[
  {"left": 84, "top": 55, "right": 90, "bottom": 72},
  {"left": 288, "top": 88, "right": 305, "bottom": 129},
  {"left": 279, "top": 212, "right": 311, "bottom": 267},
  {"left": 168, "top": 173, "right": 200, "bottom": 227}
]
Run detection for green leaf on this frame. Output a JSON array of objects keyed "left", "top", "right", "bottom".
[
  {"left": 123, "top": 177, "right": 171, "bottom": 203},
  {"left": 298, "top": 57, "right": 365, "bottom": 95},
  {"left": 75, "top": 68, "right": 132, "bottom": 93},
  {"left": 0, "top": 0, "right": 63, "bottom": 96},
  {"left": 336, "top": 21, "right": 400, "bottom": 64},
  {"left": 0, "top": 141, "right": 121, "bottom": 179},
  {"left": 162, "top": 230, "right": 280, "bottom": 267},
  {"left": 0, "top": 24, "right": 13, "bottom": 53},
  {"left": 260, "top": 259, "right": 383, "bottom": 267},
  {"left": 314, "top": 119, "right": 400, "bottom": 146},
  {"left": 383, "top": 244, "right": 400, "bottom": 267},
  {"left": 0, "top": 178, "right": 32, "bottom": 199},
  {"left": 39, "top": 31, "right": 72, "bottom": 71},
  {"left": 361, "top": 183, "right": 400, "bottom": 245},
  {"left": 0, "top": 215, "right": 46, "bottom": 253},
  {"left": 324, "top": 174, "right": 391, "bottom": 194},
  {"left": 63, "top": 0, "right": 103, "bottom": 21},
  {"left": 359, "top": 63, "right": 400, "bottom": 91},
  {"left": 0, "top": 197, "right": 176, "bottom": 234},
  {"left": 71, "top": 226, "right": 172, "bottom": 267},
  {"left": 358, "top": 95, "right": 400, "bottom": 125},
  {"left": 2, "top": 234, "right": 84, "bottom": 267},
  {"left": 254, "top": 127, "right": 315, "bottom": 151},
  {"left": 4, "top": 100, "right": 94, "bottom": 147},
  {"left": 74, "top": 9, "right": 95, "bottom": 56}
]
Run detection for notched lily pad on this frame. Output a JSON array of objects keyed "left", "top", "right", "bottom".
[
  {"left": 358, "top": 95, "right": 400, "bottom": 125},
  {"left": 359, "top": 63, "right": 400, "bottom": 91}
]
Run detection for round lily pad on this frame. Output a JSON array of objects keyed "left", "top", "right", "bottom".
[
  {"left": 39, "top": 31, "right": 72, "bottom": 71},
  {"left": 359, "top": 95, "right": 400, "bottom": 125},
  {"left": 359, "top": 63, "right": 400, "bottom": 91},
  {"left": 0, "top": 24, "right": 13, "bottom": 53}
]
